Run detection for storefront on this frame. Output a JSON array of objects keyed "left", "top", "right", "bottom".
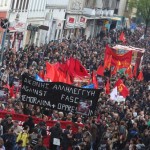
[
  {"left": 64, "top": 14, "right": 87, "bottom": 39},
  {"left": 24, "top": 24, "right": 49, "bottom": 46},
  {"left": 6, "top": 22, "right": 26, "bottom": 51}
]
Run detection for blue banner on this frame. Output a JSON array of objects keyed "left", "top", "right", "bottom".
[
  {"left": 35, "top": 74, "right": 44, "bottom": 82},
  {"left": 82, "top": 84, "right": 94, "bottom": 89}
]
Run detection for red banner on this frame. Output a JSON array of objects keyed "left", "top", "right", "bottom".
[
  {"left": 104, "top": 45, "right": 132, "bottom": 69},
  {"left": 0, "top": 111, "right": 83, "bottom": 133}
]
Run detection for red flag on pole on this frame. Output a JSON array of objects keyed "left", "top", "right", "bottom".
[
  {"left": 66, "top": 73, "right": 73, "bottom": 84},
  {"left": 38, "top": 70, "right": 45, "bottom": 80},
  {"left": 104, "top": 55, "right": 112, "bottom": 69},
  {"left": 133, "top": 64, "right": 138, "bottom": 77},
  {"left": 137, "top": 71, "right": 144, "bottom": 81},
  {"left": 125, "top": 65, "right": 133, "bottom": 79},
  {"left": 9, "top": 85, "right": 15, "bottom": 98},
  {"left": 105, "top": 79, "right": 110, "bottom": 94},
  {"left": 44, "top": 62, "right": 59, "bottom": 82},
  {"left": 111, "top": 62, "right": 121, "bottom": 76},
  {"left": 92, "top": 71, "right": 98, "bottom": 89},
  {"left": 119, "top": 32, "right": 126, "bottom": 43},
  {"left": 115, "top": 79, "right": 129, "bottom": 98},
  {"left": 97, "top": 65, "right": 104, "bottom": 76},
  {"left": 74, "top": 59, "right": 89, "bottom": 77}
]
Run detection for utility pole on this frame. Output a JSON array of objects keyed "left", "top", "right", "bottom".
[{"left": 0, "top": 19, "right": 9, "bottom": 66}]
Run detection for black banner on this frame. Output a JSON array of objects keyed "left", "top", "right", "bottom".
[{"left": 21, "top": 74, "right": 101, "bottom": 116}]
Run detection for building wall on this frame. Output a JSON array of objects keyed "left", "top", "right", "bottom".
[
  {"left": 118, "top": 0, "right": 127, "bottom": 16},
  {"left": 0, "top": 0, "right": 11, "bottom": 11}
]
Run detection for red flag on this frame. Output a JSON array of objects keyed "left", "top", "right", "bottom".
[
  {"left": 66, "top": 73, "right": 73, "bottom": 84},
  {"left": 54, "top": 62, "right": 68, "bottom": 73},
  {"left": 97, "top": 65, "right": 104, "bottom": 76},
  {"left": 9, "top": 85, "right": 15, "bottom": 98},
  {"left": 133, "top": 64, "right": 138, "bottom": 77},
  {"left": 67, "top": 57, "right": 76, "bottom": 78},
  {"left": 44, "top": 62, "right": 59, "bottom": 82},
  {"left": 125, "top": 65, "right": 133, "bottom": 79},
  {"left": 105, "top": 79, "right": 110, "bottom": 94},
  {"left": 111, "top": 63, "right": 120, "bottom": 76},
  {"left": 92, "top": 71, "right": 98, "bottom": 89},
  {"left": 115, "top": 79, "right": 129, "bottom": 98},
  {"left": 104, "top": 45, "right": 132, "bottom": 68},
  {"left": 38, "top": 70, "right": 45, "bottom": 80},
  {"left": 104, "top": 55, "right": 112, "bottom": 69},
  {"left": 137, "top": 71, "right": 144, "bottom": 81},
  {"left": 58, "top": 71, "right": 67, "bottom": 83},
  {"left": 119, "top": 32, "right": 126, "bottom": 43},
  {"left": 67, "top": 57, "right": 89, "bottom": 78},
  {"left": 74, "top": 59, "right": 89, "bottom": 77}
]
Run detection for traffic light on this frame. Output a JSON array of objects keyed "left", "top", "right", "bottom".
[{"left": 0, "top": 19, "right": 10, "bottom": 29}]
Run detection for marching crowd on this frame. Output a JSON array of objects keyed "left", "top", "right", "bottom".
[{"left": 0, "top": 27, "right": 149, "bottom": 150}]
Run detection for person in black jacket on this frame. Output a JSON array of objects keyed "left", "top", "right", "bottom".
[
  {"left": 23, "top": 116, "right": 35, "bottom": 134},
  {"left": 2, "top": 128, "right": 16, "bottom": 150},
  {"left": 49, "top": 122, "right": 62, "bottom": 150},
  {"left": 2, "top": 117, "right": 13, "bottom": 134}
]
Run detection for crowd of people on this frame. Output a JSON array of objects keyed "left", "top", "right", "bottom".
[{"left": 0, "top": 26, "right": 149, "bottom": 150}]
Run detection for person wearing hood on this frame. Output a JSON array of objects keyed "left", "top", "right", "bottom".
[{"left": 49, "top": 122, "right": 62, "bottom": 150}]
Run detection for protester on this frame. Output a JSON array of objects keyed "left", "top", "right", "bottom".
[
  {"left": 61, "top": 125, "right": 73, "bottom": 150},
  {"left": 2, "top": 128, "right": 16, "bottom": 150},
  {"left": 33, "top": 138, "right": 47, "bottom": 150},
  {"left": 16, "top": 126, "right": 29, "bottom": 150},
  {"left": 49, "top": 122, "right": 62, "bottom": 150}
]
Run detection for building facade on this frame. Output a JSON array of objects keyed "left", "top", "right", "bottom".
[
  {"left": 46, "top": 0, "right": 69, "bottom": 42},
  {"left": 1, "top": 0, "right": 129, "bottom": 49}
]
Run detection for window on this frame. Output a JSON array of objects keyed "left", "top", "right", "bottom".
[
  {"left": 19, "top": 0, "right": 23, "bottom": 11},
  {"left": 11, "top": 0, "right": 15, "bottom": 10},
  {"left": 5, "top": 0, "right": 7, "bottom": 6},
  {"left": 125, "top": 0, "right": 129, "bottom": 12},
  {"left": 0, "top": 0, "right": 3, "bottom": 6},
  {"left": 85, "top": 0, "right": 93, "bottom": 8},
  {"left": 102, "top": 0, "right": 110, "bottom": 9},
  {"left": 16, "top": 0, "right": 19, "bottom": 10},
  {"left": 26, "top": 0, "right": 29, "bottom": 10},
  {"left": 22, "top": 0, "right": 26, "bottom": 11},
  {"left": 109, "top": 0, "right": 117, "bottom": 9},
  {"left": 115, "top": 1, "right": 120, "bottom": 9}
]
